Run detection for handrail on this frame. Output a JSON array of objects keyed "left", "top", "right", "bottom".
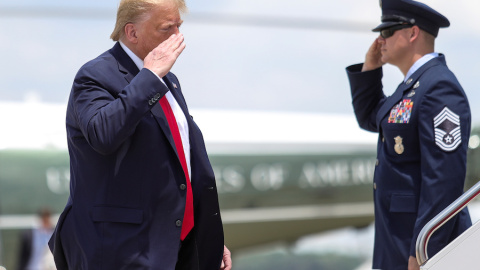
[{"left": 416, "top": 181, "right": 480, "bottom": 266}]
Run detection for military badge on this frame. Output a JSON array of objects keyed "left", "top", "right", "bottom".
[
  {"left": 388, "top": 99, "right": 414, "bottom": 123},
  {"left": 413, "top": 81, "right": 420, "bottom": 89},
  {"left": 434, "top": 107, "right": 461, "bottom": 152},
  {"left": 394, "top": 136, "right": 404, "bottom": 154},
  {"left": 407, "top": 81, "right": 420, "bottom": 97}
]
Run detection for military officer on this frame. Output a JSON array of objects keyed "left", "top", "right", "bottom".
[{"left": 345, "top": 0, "right": 472, "bottom": 269}]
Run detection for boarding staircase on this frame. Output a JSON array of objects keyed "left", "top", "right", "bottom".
[{"left": 416, "top": 181, "right": 480, "bottom": 269}]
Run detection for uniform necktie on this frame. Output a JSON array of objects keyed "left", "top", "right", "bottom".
[{"left": 159, "top": 96, "right": 194, "bottom": 240}]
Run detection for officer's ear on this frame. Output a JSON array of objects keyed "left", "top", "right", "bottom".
[{"left": 409, "top": 25, "right": 421, "bottom": 42}]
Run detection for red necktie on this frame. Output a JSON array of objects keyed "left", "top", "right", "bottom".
[{"left": 159, "top": 96, "right": 194, "bottom": 240}]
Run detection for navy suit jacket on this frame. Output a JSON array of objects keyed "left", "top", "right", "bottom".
[
  {"left": 346, "top": 55, "right": 471, "bottom": 270},
  {"left": 49, "top": 42, "right": 224, "bottom": 269}
]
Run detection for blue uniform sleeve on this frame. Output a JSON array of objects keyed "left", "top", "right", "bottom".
[
  {"left": 346, "top": 63, "right": 387, "bottom": 132},
  {"left": 410, "top": 75, "right": 471, "bottom": 256}
]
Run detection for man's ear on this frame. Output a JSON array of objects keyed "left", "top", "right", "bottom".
[
  {"left": 124, "top": 23, "right": 138, "bottom": 44},
  {"left": 409, "top": 25, "right": 420, "bottom": 42}
]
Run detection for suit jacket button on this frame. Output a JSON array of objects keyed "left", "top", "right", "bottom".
[
  {"left": 148, "top": 100, "right": 153, "bottom": 106},
  {"left": 180, "top": 184, "right": 186, "bottom": 190},
  {"left": 373, "top": 182, "right": 377, "bottom": 190},
  {"left": 176, "top": 220, "right": 182, "bottom": 227},
  {"left": 154, "top": 93, "right": 161, "bottom": 99},
  {"left": 375, "top": 159, "right": 379, "bottom": 166}
]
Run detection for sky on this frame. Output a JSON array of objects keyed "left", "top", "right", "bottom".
[{"left": 1, "top": 0, "right": 480, "bottom": 121}]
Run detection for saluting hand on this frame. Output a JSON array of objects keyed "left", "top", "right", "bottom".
[
  {"left": 144, "top": 33, "right": 186, "bottom": 78},
  {"left": 362, "top": 37, "right": 385, "bottom": 72}
]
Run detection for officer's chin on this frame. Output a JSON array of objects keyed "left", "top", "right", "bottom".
[{"left": 380, "top": 54, "right": 390, "bottom": 65}]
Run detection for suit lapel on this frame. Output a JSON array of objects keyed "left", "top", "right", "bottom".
[
  {"left": 151, "top": 103, "right": 178, "bottom": 160},
  {"left": 163, "top": 75, "right": 201, "bottom": 193},
  {"left": 109, "top": 42, "right": 139, "bottom": 84},
  {"left": 161, "top": 74, "right": 196, "bottom": 180},
  {"left": 151, "top": 73, "right": 192, "bottom": 166},
  {"left": 163, "top": 74, "right": 190, "bottom": 118}
]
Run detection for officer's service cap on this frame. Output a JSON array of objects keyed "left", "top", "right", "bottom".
[{"left": 372, "top": 0, "right": 449, "bottom": 37}]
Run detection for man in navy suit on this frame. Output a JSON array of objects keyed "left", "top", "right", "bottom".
[
  {"left": 48, "top": 0, "right": 231, "bottom": 269},
  {"left": 346, "top": 0, "right": 471, "bottom": 269}
]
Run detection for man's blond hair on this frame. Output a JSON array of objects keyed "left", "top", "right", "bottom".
[{"left": 110, "top": 0, "right": 187, "bottom": 41}]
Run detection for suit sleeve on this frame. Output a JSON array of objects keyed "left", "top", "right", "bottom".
[
  {"left": 71, "top": 64, "right": 170, "bottom": 155},
  {"left": 346, "top": 63, "right": 387, "bottom": 132},
  {"left": 409, "top": 76, "right": 471, "bottom": 256}
]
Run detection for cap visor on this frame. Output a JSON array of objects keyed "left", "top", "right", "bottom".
[{"left": 372, "top": 21, "right": 404, "bottom": 32}]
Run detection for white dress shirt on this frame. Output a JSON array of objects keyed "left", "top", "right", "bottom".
[{"left": 119, "top": 42, "right": 191, "bottom": 179}]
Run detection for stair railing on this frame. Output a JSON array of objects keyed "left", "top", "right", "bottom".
[{"left": 416, "top": 181, "right": 480, "bottom": 265}]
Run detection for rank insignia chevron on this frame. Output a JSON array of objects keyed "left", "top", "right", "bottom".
[{"left": 434, "top": 107, "right": 461, "bottom": 152}]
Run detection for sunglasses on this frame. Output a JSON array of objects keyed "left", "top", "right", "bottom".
[{"left": 380, "top": 24, "right": 413, "bottom": 39}]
